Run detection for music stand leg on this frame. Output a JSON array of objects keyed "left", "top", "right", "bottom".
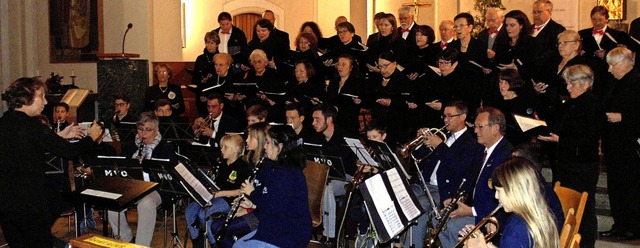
[
  {"left": 102, "top": 209, "right": 109, "bottom": 237},
  {"left": 171, "top": 201, "right": 184, "bottom": 248},
  {"left": 164, "top": 208, "right": 168, "bottom": 248}
]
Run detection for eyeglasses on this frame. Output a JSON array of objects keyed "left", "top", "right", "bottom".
[
  {"left": 438, "top": 61, "right": 452, "bottom": 65},
  {"left": 474, "top": 123, "right": 495, "bottom": 130},
  {"left": 137, "top": 127, "right": 156, "bottom": 132},
  {"left": 453, "top": 24, "right": 469, "bottom": 30},
  {"left": 377, "top": 63, "right": 393, "bottom": 70},
  {"left": 115, "top": 103, "right": 127, "bottom": 107},
  {"left": 337, "top": 30, "right": 350, "bottom": 35},
  {"left": 157, "top": 71, "right": 169, "bottom": 75},
  {"left": 441, "top": 113, "right": 463, "bottom": 119},
  {"left": 557, "top": 40, "right": 578, "bottom": 46}
]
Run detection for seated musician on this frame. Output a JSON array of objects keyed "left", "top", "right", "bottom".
[
  {"left": 52, "top": 102, "right": 71, "bottom": 132},
  {"left": 185, "top": 134, "right": 250, "bottom": 247},
  {"left": 285, "top": 103, "right": 313, "bottom": 141},
  {"left": 463, "top": 158, "right": 559, "bottom": 248},
  {"left": 245, "top": 104, "right": 268, "bottom": 127},
  {"left": 234, "top": 125, "right": 312, "bottom": 248},
  {"left": 108, "top": 94, "right": 137, "bottom": 127},
  {"left": 409, "top": 100, "right": 482, "bottom": 248},
  {"left": 437, "top": 107, "right": 512, "bottom": 248},
  {"left": 193, "top": 93, "right": 239, "bottom": 149},
  {"left": 107, "top": 112, "right": 176, "bottom": 246}
]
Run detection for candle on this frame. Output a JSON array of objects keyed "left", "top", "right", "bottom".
[{"left": 71, "top": 70, "right": 75, "bottom": 77}]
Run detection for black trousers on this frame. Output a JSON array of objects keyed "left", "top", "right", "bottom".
[
  {"left": 0, "top": 208, "right": 59, "bottom": 248},
  {"left": 554, "top": 161, "right": 599, "bottom": 248}
]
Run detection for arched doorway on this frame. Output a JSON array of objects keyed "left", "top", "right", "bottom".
[{"left": 233, "top": 13, "right": 261, "bottom": 41}]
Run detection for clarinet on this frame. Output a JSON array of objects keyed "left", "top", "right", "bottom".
[
  {"left": 214, "top": 155, "right": 266, "bottom": 243},
  {"left": 137, "top": 143, "right": 145, "bottom": 165}
]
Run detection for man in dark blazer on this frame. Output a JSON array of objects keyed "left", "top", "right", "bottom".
[
  {"left": 531, "top": 0, "right": 565, "bottom": 61},
  {"left": 214, "top": 12, "right": 247, "bottom": 74},
  {"left": 476, "top": 7, "right": 508, "bottom": 61},
  {"left": 579, "top": 6, "right": 630, "bottom": 61},
  {"left": 437, "top": 107, "right": 513, "bottom": 248},
  {"left": 398, "top": 6, "right": 421, "bottom": 52},
  {"left": 412, "top": 101, "right": 483, "bottom": 248},
  {"left": 193, "top": 93, "right": 239, "bottom": 150}
]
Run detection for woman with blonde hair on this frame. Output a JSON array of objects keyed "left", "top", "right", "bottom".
[{"left": 465, "top": 157, "right": 559, "bottom": 248}]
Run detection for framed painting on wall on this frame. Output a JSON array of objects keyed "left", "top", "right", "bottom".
[
  {"left": 598, "top": 0, "right": 625, "bottom": 20},
  {"left": 49, "top": 0, "right": 103, "bottom": 63}
]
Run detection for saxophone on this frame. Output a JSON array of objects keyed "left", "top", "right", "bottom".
[
  {"left": 214, "top": 155, "right": 266, "bottom": 243},
  {"left": 425, "top": 179, "right": 467, "bottom": 248}
]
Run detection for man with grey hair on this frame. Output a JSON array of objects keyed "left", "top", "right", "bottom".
[
  {"left": 476, "top": 7, "right": 506, "bottom": 61},
  {"left": 399, "top": 6, "right": 425, "bottom": 52},
  {"left": 531, "top": 0, "right": 565, "bottom": 60},
  {"left": 434, "top": 20, "right": 455, "bottom": 55}
]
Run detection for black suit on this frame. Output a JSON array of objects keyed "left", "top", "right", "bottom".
[
  {"left": 398, "top": 22, "right": 421, "bottom": 52},
  {"left": 469, "top": 137, "right": 513, "bottom": 222},
  {"left": 532, "top": 19, "right": 565, "bottom": 60},
  {"left": 214, "top": 26, "right": 248, "bottom": 72},
  {"left": 0, "top": 111, "right": 96, "bottom": 247},
  {"left": 579, "top": 27, "right": 630, "bottom": 59},
  {"left": 198, "top": 113, "right": 239, "bottom": 149}
]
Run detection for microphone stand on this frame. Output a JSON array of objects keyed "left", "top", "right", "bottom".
[{"left": 122, "top": 23, "right": 133, "bottom": 55}]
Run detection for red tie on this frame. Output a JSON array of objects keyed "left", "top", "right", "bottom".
[
  {"left": 488, "top": 29, "right": 498, "bottom": 35},
  {"left": 440, "top": 42, "right": 447, "bottom": 49},
  {"left": 221, "top": 30, "right": 230, "bottom": 34},
  {"left": 402, "top": 28, "right": 410, "bottom": 33},
  {"left": 592, "top": 29, "right": 604, "bottom": 35},
  {"left": 534, "top": 25, "right": 543, "bottom": 31}
]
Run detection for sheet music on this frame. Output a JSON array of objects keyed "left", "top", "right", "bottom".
[
  {"left": 202, "top": 84, "right": 223, "bottom": 92},
  {"left": 366, "top": 174, "right": 404, "bottom": 235},
  {"left": 262, "top": 91, "right": 286, "bottom": 96},
  {"left": 344, "top": 137, "right": 378, "bottom": 166},
  {"left": 513, "top": 114, "right": 547, "bottom": 132},
  {"left": 631, "top": 36, "right": 640, "bottom": 45},
  {"left": 428, "top": 65, "right": 441, "bottom": 76},
  {"left": 468, "top": 60, "right": 485, "bottom": 69},
  {"left": 190, "top": 140, "right": 211, "bottom": 147},
  {"left": 175, "top": 163, "right": 214, "bottom": 202},
  {"left": 386, "top": 168, "right": 421, "bottom": 220},
  {"left": 605, "top": 32, "right": 618, "bottom": 44},
  {"left": 341, "top": 93, "right": 359, "bottom": 98},
  {"left": 81, "top": 189, "right": 122, "bottom": 200}
]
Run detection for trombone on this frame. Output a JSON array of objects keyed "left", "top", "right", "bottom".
[
  {"left": 454, "top": 204, "right": 502, "bottom": 248},
  {"left": 399, "top": 124, "right": 448, "bottom": 158}
]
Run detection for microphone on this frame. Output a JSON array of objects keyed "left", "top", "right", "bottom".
[{"left": 122, "top": 23, "right": 133, "bottom": 55}]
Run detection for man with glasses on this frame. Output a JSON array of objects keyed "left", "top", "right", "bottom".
[
  {"left": 437, "top": 106, "right": 512, "bottom": 248},
  {"left": 477, "top": 7, "right": 506, "bottom": 61},
  {"left": 409, "top": 100, "right": 483, "bottom": 248},
  {"left": 531, "top": 0, "right": 565, "bottom": 60},
  {"left": 107, "top": 112, "right": 176, "bottom": 246}
]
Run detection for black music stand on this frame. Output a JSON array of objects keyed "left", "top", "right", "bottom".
[
  {"left": 183, "top": 142, "right": 221, "bottom": 172},
  {"left": 158, "top": 118, "right": 194, "bottom": 142},
  {"left": 62, "top": 177, "right": 158, "bottom": 237},
  {"left": 114, "top": 122, "right": 137, "bottom": 143},
  {"left": 359, "top": 167, "right": 425, "bottom": 243},
  {"left": 89, "top": 156, "right": 144, "bottom": 180},
  {"left": 303, "top": 143, "right": 347, "bottom": 181}
]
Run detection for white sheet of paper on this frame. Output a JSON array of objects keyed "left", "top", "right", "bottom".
[
  {"left": 366, "top": 174, "right": 404, "bottom": 236},
  {"left": 81, "top": 189, "right": 122, "bottom": 200},
  {"left": 386, "top": 168, "right": 421, "bottom": 220},
  {"left": 344, "top": 137, "right": 378, "bottom": 166},
  {"left": 175, "top": 163, "right": 213, "bottom": 202},
  {"left": 513, "top": 114, "right": 547, "bottom": 132}
]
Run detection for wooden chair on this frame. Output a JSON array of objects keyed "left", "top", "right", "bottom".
[
  {"left": 569, "top": 233, "right": 581, "bottom": 248},
  {"left": 559, "top": 208, "right": 576, "bottom": 248},
  {"left": 553, "top": 181, "right": 588, "bottom": 235}
]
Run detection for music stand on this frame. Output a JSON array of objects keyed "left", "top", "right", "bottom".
[
  {"left": 182, "top": 142, "right": 221, "bottom": 171},
  {"left": 89, "top": 156, "right": 145, "bottom": 180},
  {"left": 144, "top": 158, "right": 189, "bottom": 196},
  {"left": 62, "top": 177, "right": 158, "bottom": 237},
  {"left": 303, "top": 142, "right": 347, "bottom": 181},
  {"left": 114, "top": 122, "right": 137, "bottom": 143},
  {"left": 158, "top": 119, "right": 194, "bottom": 142}
]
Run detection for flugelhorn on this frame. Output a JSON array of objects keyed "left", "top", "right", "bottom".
[
  {"left": 454, "top": 204, "right": 502, "bottom": 248},
  {"left": 399, "top": 124, "right": 448, "bottom": 158},
  {"left": 425, "top": 179, "right": 466, "bottom": 247},
  {"left": 193, "top": 114, "right": 214, "bottom": 138}
]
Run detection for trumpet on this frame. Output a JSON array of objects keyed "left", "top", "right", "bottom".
[
  {"left": 454, "top": 204, "right": 502, "bottom": 248},
  {"left": 193, "top": 114, "right": 214, "bottom": 138},
  {"left": 399, "top": 124, "right": 448, "bottom": 158}
]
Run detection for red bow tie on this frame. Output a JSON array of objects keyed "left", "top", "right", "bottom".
[
  {"left": 488, "top": 29, "right": 499, "bottom": 35},
  {"left": 592, "top": 29, "right": 604, "bottom": 35},
  {"left": 220, "top": 31, "right": 230, "bottom": 34},
  {"left": 401, "top": 28, "right": 410, "bottom": 33},
  {"left": 534, "top": 25, "right": 543, "bottom": 31},
  {"left": 440, "top": 42, "right": 447, "bottom": 49}
]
